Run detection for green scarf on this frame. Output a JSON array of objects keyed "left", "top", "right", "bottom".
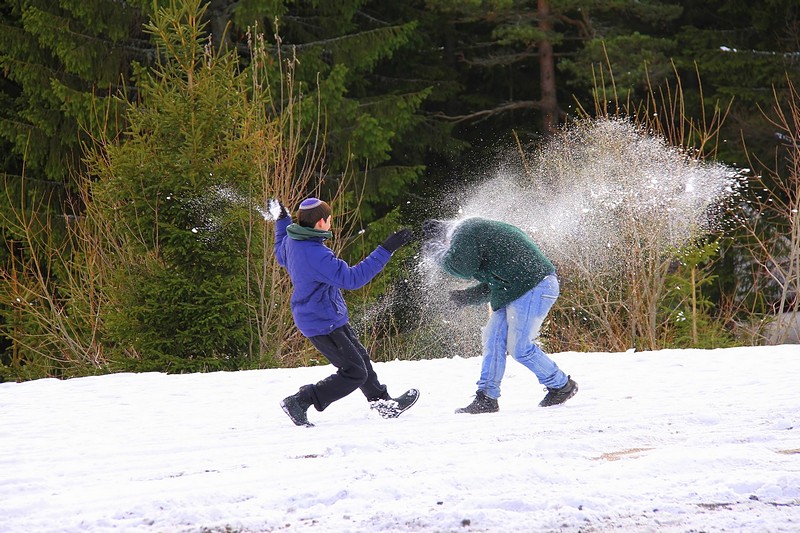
[{"left": 286, "top": 223, "right": 333, "bottom": 241}]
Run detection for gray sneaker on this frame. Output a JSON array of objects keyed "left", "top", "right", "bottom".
[
  {"left": 455, "top": 390, "right": 499, "bottom": 414},
  {"left": 538, "top": 377, "right": 578, "bottom": 407}
]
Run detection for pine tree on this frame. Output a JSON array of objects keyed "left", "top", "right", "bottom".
[
  {"left": 0, "top": 0, "right": 147, "bottom": 188},
  {"left": 86, "top": 0, "right": 258, "bottom": 371},
  {"left": 228, "top": 0, "right": 434, "bottom": 221},
  {"left": 0, "top": 0, "right": 150, "bottom": 369},
  {"left": 673, "top": 0, "right": 800, "bottom": 165},
  {"left": 424, "top": 0, "right": 683, "bottom": 139}
]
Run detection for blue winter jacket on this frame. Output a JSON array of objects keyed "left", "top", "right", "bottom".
[{"left": 274, "top": 216, "right": 392, "bottom": 337}]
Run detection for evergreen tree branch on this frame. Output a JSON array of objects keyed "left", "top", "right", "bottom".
[{"left": 431, "top": 100, "right": 543, "bottom": 124}]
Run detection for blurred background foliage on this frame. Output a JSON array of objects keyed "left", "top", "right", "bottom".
[{"left": 1, "top": 0, "right": 798, "bottom": 380}]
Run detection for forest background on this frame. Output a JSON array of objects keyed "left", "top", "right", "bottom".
[{"left": 1, "top": 0, "right": 799, "bottom": 381}]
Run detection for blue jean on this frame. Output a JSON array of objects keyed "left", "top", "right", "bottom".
[{"left": 478, "top": 274, "right": 567, "bottom": 399}]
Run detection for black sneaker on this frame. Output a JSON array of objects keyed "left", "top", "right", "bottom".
[
  {"left": 455, "top": 390, "right": 499, "bottom": 414},
  {"left": 538, "top": 377, "right": 578, "bottom": 407},
  {"left": 370, "top": 389, "right": 420, "bottom": 419},
  {"left": 280, "top": 385, "right": 314, "bottom": 427}
]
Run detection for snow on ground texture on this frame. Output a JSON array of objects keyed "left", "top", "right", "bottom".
[{"left": 1, "top": 345, "right": 799, "bottom": 533}]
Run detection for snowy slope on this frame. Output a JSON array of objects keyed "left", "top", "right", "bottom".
[{"left": 1, "top": 345, "right": 799, "bottom": 532}]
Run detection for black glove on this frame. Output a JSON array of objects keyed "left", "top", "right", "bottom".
[
  {"left": 449, "top": 289, "right": 472, "bottom": 305},
  {"left": 450, "top": 284, "right": 490, "bottom": 306},
  {"left": 380, "top": 228, "right": 413, "bottom": 253},
  {"left": 267, "top": 198, "right": 289, "bottom": 220}
]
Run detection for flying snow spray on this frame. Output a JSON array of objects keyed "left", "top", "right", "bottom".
[{"left": 361, "top": 117, "right": 744, "bottom": 359}]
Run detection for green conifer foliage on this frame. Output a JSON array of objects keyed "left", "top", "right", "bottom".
[
  {"left": 0, "top": 1, "right": 148, "bottom": 369},
  {"left": 86, "top": 0, "right": 256, "bottom": 371},
  {"left": 231, "top": 1, "right": 431, "bottom": 221},
  {"left": 673, "top": 0, "right": 800, "bottom": 165},
  {"left": 0, "top": 0, "right": 144, "bottom": 185}
]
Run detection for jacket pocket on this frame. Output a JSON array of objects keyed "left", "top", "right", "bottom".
[
  {"left": 331, "top": 288, "right": 348, "bottom": 316},
  {"left": 489, "top": 272, "right": 511, "bottom": 289}
]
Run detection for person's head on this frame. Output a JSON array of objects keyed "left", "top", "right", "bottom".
[
  {"left": 421, "top": 219, "right": 451, "bottom": 265},
  {"left": 297, "top": 197, "right": 332, "bottom": 230}
]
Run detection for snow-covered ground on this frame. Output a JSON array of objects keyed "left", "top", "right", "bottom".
[{"left": 1, "top": 345, "right": 798, "bottom": 532}]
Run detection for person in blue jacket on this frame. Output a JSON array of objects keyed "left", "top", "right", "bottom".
[{"left": 270, "top": 197, "right": 419, "bottom": 427}]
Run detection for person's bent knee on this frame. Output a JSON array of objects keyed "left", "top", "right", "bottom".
[{"left": 341, "top": 364, "right": 369, "bottom": 385}]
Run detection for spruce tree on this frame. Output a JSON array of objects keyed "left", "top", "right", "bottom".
[
  {"left": 87, "top": 0, "right": 257, "bottom": 371},
  {"left": 673, "top": 0, "right": 800, "bottom": 165},
  {"left": 0, "top": 0, "right": 149, "bottom": 369},
  {"left": 0, "top": 0, "right": 146, "bottom": 190},
  {"left": 423, "top": 0, "right": 683, "bottom": 139},
  {"left": 229, "top": 0, "right": 433, "bottom": 222}
]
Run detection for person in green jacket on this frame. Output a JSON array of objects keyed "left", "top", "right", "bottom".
[{"left": 423, "top": 217, "right": 578, "bottom": 413}]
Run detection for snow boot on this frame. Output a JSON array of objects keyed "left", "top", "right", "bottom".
[
  {"left": 455, "top": 390, "right": 499, "bottom": 414},
  {"left": 370, "top": 389, "right": 420, "bottom": 419},
  {"left": 280, "top": 385, "right": 315, "bottom": 427},
  {"left": 538, "top": 376, "right": 578, "bottom": 407}
]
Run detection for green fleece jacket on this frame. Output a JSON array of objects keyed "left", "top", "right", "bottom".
[{"left": 440, "top": 217, "right": 555, "bottom": 311}]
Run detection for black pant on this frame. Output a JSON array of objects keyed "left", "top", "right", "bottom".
[{"left": 306, "top": 324, "right": 389, "bottom": 411}]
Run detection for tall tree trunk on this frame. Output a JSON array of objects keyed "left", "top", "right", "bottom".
[{"left": 538, "top": 0, "right": 558, "bottom": 135}]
